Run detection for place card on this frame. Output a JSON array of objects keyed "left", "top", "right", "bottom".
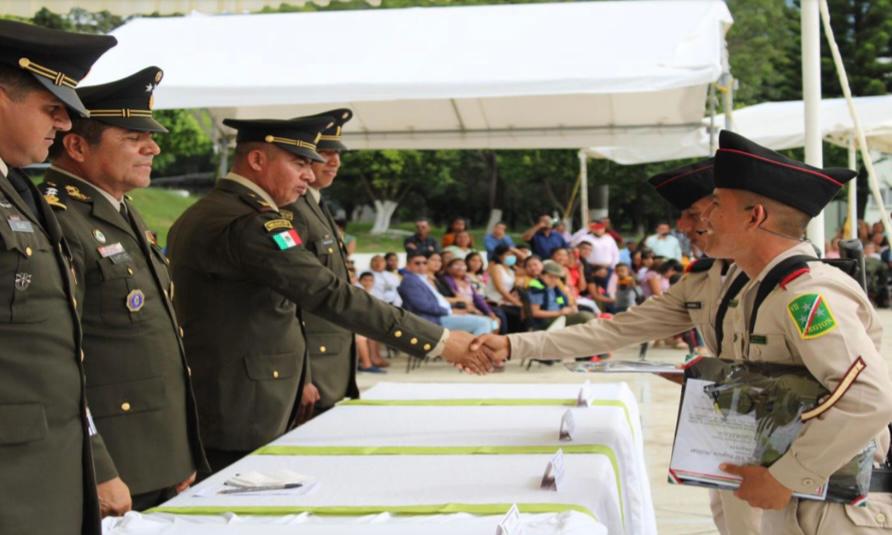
[
  {"left": 576, "top": 380, "right": 592, "bottom": 407},
  {"left": 540, "top": 448, "right": 565, "bottom": 491},
  {"left": 495, "top": 504, "right": 523, "bottom": 535},
  {"left": 559, "top": 409, "right": 575, "bottom": 441}
]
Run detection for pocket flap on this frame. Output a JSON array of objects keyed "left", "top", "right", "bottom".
[
  {"left": 244, "top": 352, "right": 299, "bottom": 381},
  {"left": 309, "top": 337, "right": 345, "bottom": 358},
  {"left": 845, "top": 495, "right": 892, "bottom": 528},
  {"left": 97, "top": 256, "right": 134, "bottom": 281},
  {"left": 87, "top": 376, "right": 167, "bottom": 418},
  {"left": 0, "top": 403, "right": 47, "bottom": 445}
]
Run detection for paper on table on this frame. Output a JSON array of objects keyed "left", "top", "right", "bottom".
[
  {"left": 669, "top": 378, "right": 827, "bottom": 500},
  {"left": 192, "top": 469, "right": 318, "bottom": 498},
  {"left": 564, "top": 360, "right": 683, "bottom": 375}
]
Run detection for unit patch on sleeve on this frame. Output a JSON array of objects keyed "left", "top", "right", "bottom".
[
  {"left": 264, "top": 219, "right": 293, "bottom": 232},
  {"left": 787, "top": 293, "right": 837, "bottom": 339},
  {"left": 272, "top": 229, "right": 303, "bottom": 250}
]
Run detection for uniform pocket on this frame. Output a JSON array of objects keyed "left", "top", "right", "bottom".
[
  {"left": 244, "top": 352, "right": 299, "bottom": 381},
  {"left": 96, "top": 256, "right": 141, "bottom": 326},
  {"left": 843, "top": 493, "right": 892, "bottom": 530},
  {"left": 0, "top": 403, "right": 48, "bottom": 445},
  {"left": 308, "top": 337, "right": 344, "bottom": 359},
  {"left": 87, "top": 376, "right": 167, "bottom": 419}
]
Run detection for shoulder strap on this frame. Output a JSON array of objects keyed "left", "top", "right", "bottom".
[
  {"left": 747, "top": 255, "right": 817, "bottom": 334},
  {"left": 714, "top": 271, "right": 750, "bottom": 356}
]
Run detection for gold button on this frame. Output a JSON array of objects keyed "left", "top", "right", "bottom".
[
  {"left": 802, "top": 478, "right": 814, "bottom": 487},
  {"left": 273, "top": 370, "right": 280, "bottom": 379},
  {"left": 71, "top": 297, "right": 77, "bottom": 308},
  {"left": 169, "top": 282, "right": 175, "bottom": 299},
  {"left": 186, "top": 366, "right": 192, "bottom": 377},
  {"left": 163, "top": 289, "right": 169, "bottom": 299},
  {"left": 877, "top": 513, "right": 887, "bottom": 524},
  {"left": 127, "top": 267, "right": 134, "bottom": 276},
  {"left": 80, "top": 350, "right": 85, "bottom": 363},
  {"left": 319, "top": 346, "right": 327, "bottom": 353},
  {"left": 121, "top": 402, "right": 131, "bottom": 412},
  {"left": 423, "top": 343, "right": 431, "bottom": 351},
  {"left": 394, "top": 330, "right": 402, "bottom": 338},
  {"left": 25, "top": 246, "right": 32, "bottom": 257},
  {"left": 328, "top": 247, "right": 334, "bottom": 254},
  {"left": 179, "top": 327, "right": 184, "bottom": 337},
  {"left": 410, "top": 337, "right": 418, "bottom": 345}
]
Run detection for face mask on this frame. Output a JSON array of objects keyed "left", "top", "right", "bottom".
[{"left": 504, "top": 255, "right": 517, "bottom": 267}]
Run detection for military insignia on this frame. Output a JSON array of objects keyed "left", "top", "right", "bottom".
[
  {"left": 801, "top": 356, "right": 866, "bottom": 421},
  {"left": 0, "top": 198, "right": 11, "bottom": 208},
  {"left": 97, "top": 242, "right": 124, "bottom": 258},
  {"left": 787, "top": 293, "right": 837, "bottom": 339},
  {"left": 65, "top": 185, "right": 90, "bottom": 202},
  {"left": 684, "top": 302, "right": 702, "bottom": 310},
  {"left": 749, "top": 334, "right": 767, "bottom": 345},
  {"left": 264, "top": 219, "right": 293, "bottom": 232},
  {"left": 272, "top": 229, "right": 303, "bottom": 250},
  {"left": 279, "top": 209, "right": 294, "bottom": 221},
  {"left": 93, "top": 229, "right": 107, "bottom": 243},
  {"left": 14, "top": 272, "right": 32, "bottom": 291},
  {"left": 126, "top": 289, "right": 145, "bottom": 312},
  {"left": 42, "top": 186, "right": 67, "bottom": 210}
]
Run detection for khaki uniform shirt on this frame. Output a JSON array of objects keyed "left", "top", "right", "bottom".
[
  {"left": 40, "top": 168, "right": 208, "bottom": 494},
  {"left": 0, "top": 160, "right": 100, "bottom": 534},
  {"left": 167, "top": 177, "right": 445, "bottom": 452}
]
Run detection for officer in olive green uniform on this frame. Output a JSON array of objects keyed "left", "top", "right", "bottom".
[
  {"left": 0, "top": 20, "right": 116, "bottom": 535},
  {"left": 285, "top": 109, "right": 359, "bottom": 413},
  {"left": 706, "top": 130, "right": 892, "bottom": 534},
  {"left": 41, "top": 67, "right": 208, "bottom": 513},
  {"left": 168, "top": 117, "right": 488, "bottom": 472}
]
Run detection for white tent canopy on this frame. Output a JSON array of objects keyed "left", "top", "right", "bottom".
[
  {"left": 587, "top": 95, "right": 892, "bottom": 164},
  {"left": 85, "top": 0, "right": 732, "bottom": 150}
]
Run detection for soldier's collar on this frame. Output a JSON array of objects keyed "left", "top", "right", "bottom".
[
  {"left": 0, "top": 155, "right": 7, "bottom": 178},
  {"left": 221, "top": 172, "right": 279, "bottom": 213},
  {"left": 307, "top": 186, "right": 321, "bottom": 204},
  {"left": 49, "top": 165, "right": 123, "bottom": 211},
  {"left": 752, "top": 241, "right": 818, "bottom": 283}
]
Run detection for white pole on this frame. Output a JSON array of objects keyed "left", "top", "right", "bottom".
[
  {"left": 578, "top": 150, "right": 590, "bottom": 229},
  {"left": 847, "top": 136, "right": 857, "bottom": 240},
  {"left": 802, "top": 0, "right": 825, "bottom": 254}
]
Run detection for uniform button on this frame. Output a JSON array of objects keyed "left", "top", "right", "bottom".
[
  {"left": 127, "top": 267, "right": 134, "bottom": 276},
  {"left": 328, "top": 247, "right": 334, "bottom": 254},
  {"left": 302, "top": 321, "right": 306, "bottom": 327},
  {"left": 186, "top": 366, "right": 192, "bottom": 377},
  {"left": 273, "top": 370, "right": 280, "bottom": 379},
  {"left": 319, "top": 345, "right": 327, "bottom": 353},
  {"left": 802, "top": 478, "right": 814, "bottom": 488},
  {"left": 423, "top": 343, "right": 432, "bottom": 351},
  {"left": 71, "top": 297, "right": 77, "bottom": 308},
  {"left": 163, "top": 289, "right": 169, "bottom": 299},
  {"left": 394, "top": 330, "right": 402, "bottom": 338},
  {"left": 410, "top": 337, "right": 418, "bottom": 345},
  {"left": 179, "top": 327, "right": 184, "bottom": 337},
  {"left": 80, "top": 350, "right": 85, "bottom": 363},
  {"left": 25, "top": 246, "right": 32, "bottom": 257},
  {"left": 121, "top": 402, "right": 131, "bottom": 412},
  {"left": 876, "top": 513, "right": 887, "bottom": 523}
]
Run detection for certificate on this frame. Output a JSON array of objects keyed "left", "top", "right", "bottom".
[{"left": 564, "top": 360, "right": 682, "bottom": 375}]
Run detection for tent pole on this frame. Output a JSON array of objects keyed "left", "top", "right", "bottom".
[
  {"left": 802, "top": 0, "right": 825, "bottom": 254},
  {"left": 847, "top": 136, "right": 857, "bottom": 240},
  {"left": 578, "top": 150, "right": 590, "bottom": 229},
  {"left": 708, "top": 83, "right": 717, "bottom": 153}
]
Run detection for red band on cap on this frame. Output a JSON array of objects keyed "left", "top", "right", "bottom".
[
  {"left": 655, "top": 164, "right": 714, "bottom": 189},
  {"left": 718, "top": 148, "right": 844, "bottom": 187}
]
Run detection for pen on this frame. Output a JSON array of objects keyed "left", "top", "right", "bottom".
[{"left": 218, "top": 483, "right": 303, "bottom": 494}]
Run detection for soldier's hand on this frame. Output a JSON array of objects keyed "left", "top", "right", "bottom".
[
  {"left": 442, "top": 330, "right": 496, "bottom": 375},
  {"left": 470, "top": 334, "right": 510, "bottom": 362},
  {"left": 720, "top": 463, "right": 792, "bottom": 510},
  {"left": 175, "top": 471, "right": 197, "bottom": 494},
  {"left": 97, "top": 476, "right": 132, "bottom": 517},
  {"left": 297, "top": 383, "right": 321, "bottom": 424}
]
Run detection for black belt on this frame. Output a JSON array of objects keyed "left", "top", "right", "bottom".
[{"left": 870, "top": 467, "right": 892, "bottom": 493}]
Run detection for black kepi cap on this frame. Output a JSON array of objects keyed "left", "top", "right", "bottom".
[
  {"left": 0, "top": 19, "right": 117, "bottom": 117},
  {"left": 648, "top": 158, "right": 714, "bottom": 211},
  {"left": 299, "top": 108, "right": 353, "bottom": 152},
  {"left": 77, "top": 67, "right": 168, "bottom": 133},
  {"left": 223, "top": 116, "right": 335, "bottom": 163},
  {"left": 715, "top": 130, "right": 855, "bottom": 217}
]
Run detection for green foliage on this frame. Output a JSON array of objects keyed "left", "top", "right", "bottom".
[
  {"left": 819, "top": 0, "right": 892, "bottom": 97},
  {"left": 127, "top": 188, "right": 197, "bottom": 247},
  {"left": 151, "top": 110, "right": 215, "bottom": 177}
]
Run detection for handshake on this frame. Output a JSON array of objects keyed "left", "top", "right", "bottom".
[{"left": 440, "top": 331, "right": 512, "bottom": 375}]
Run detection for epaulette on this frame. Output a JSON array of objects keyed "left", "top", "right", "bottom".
[
  {"left": 64, "top": 184, "right": 90, "bottom": 202},
  {"left": 779, "top": 267, "right": 810, "bottom": 289},
  {"left": 39, "top": 182, "right": 67, "bottom": 211},
  {"left": 279, "top": 208, "right": 294, "bottom": 221},
  {"left": 239, "top": 192, "right": 277, "bottom": 213},
  {"left": 684, "top": 257, "right": 715, "bottom": 274}
]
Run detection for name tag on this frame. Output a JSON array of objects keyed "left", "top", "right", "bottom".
[
  {"left": 7, "top": 216, "right": 33, "bottom": 233},
  {"left": 749, "top": 334, "right": 767, "bottom": 345},
  {"left": 559, "top": 409, "right": 575, "bottom": 441},
  {"left": 540, "top": 449, "right": 566, "bottom": 491},
  {"left": 684, "top": 301, "right": 702, "bottom": 310},
  {"left": 98, "top": 242, "right": 125, "bottom": 258},
  {"left": 496, "top": 504, "right": 523, "bottom": 535},
  {"left": 728, "top": 299, "right": 739, "bottom": 308}
]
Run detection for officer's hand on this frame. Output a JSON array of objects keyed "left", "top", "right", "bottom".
[
  {"left": 297, "top": 383, "right": 321, "bottom": 424},
  {"left": 175, "top": 471, "right": 197, "bottom": 494},
  {"left": 97, "top": 476, "right": 132, "bottom": 517},
  {"left": 720, "top": 463, "right": 792, "bottom": 510},
  {"left": 442, "top": 330, "right": 497, "bottom": 375},
  {"left": 470, "top": 334, "right": 510, "bottom": 363}
]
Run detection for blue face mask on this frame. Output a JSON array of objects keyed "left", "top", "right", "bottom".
[{"left": 504, "top": 255, "right": 517, "bottom": 267}]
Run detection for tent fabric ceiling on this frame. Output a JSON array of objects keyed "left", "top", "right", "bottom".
[{"left": 85, "top": 1, "right": 733, "bottom": 150}]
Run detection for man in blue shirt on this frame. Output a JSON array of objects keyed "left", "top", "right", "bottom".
[
  {"left": 404, "top": 218, "right": 440, "bottom": 255},
  {"left": 484, "top": 221, "right": 516, "bottom": 261},
  {"left": 522, "top": 214, "right": 568, "bottom": 259}
]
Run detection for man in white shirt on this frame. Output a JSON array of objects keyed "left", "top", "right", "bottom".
[
  {"left": 573, "top": 221, "right": 619, "bottom": 268},
  {"left": 644, "top": 222, "right": 682, "bottom": 260}
]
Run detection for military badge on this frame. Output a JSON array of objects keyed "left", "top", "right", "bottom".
[
  {"left": 126, "top": 289, "right": 145, "bottom": 312},
  {"left": 93, "top": 229, "right": 107, "bottom": 243},
  {"left": 272, "top": 229, "right": 303, "bottom": 250},
  {"left": 264, "top": 219, "right": 293, "bottom": 232},
  {"left": 65, "top": 185, "right": 90, "bottom": 201},
  {"left": 14, "top": 272, "right": 32, "bottom": 291},
  {"left": 0, "top": 197, "right": 12, "bottom": 208},
  {"left": 787, "top": 293, "right": 837, "bottom": 339}
]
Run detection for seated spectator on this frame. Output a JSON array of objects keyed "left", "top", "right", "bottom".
[
  {"left": 485, "top": 245, "right": 523, "bottom": 332},
  {"left": 552, "top": 247, "right": 597, "bottom": 313},
  {"left": 384, "top": 252, "right": 402, "bottom": 276},
  {"left": 404, "top": 218, "right": 440, "bottom": 255},
  {"left": 440, "top": 258, "right": 501, "bottom": 333},
  {"left": 465, "top": 252, "right": 488, "bottom": 293},
  {"left": 572, "top": 220, "right": 619, "bottom": 270},
  {"left": 635, "top": 249, "right": 655, "bottom": 284},
  {"left": 644, "top": 222, "right": 682, "bottom": 261},
  {"left": 586, "top": 264, "right": 615, "bottom": 313},
  {"left": 641, "top": 257, "right": 677, "bottom": 299},
  {"left": 439, "top": 250, "right": 455, "bottom": 274},
  {"left": 515, "top": 254, "right": 544, "bottom": 289},
  {"left": 398, "top": 252, "right": 494, "bottom": 336},
  {"left": 554, "top": 220, "right": 572, "bottom": 242},
  {"left": 611, "top": 263, "right": 641, "bottom": 313},
  {"left": 443, "top": 230, "right": 475, "bottom": 259},
  {"left": 522, "top": 214, "right": 568, "bottom": 259},
  {"left": 442, "top": 217, "right": 470, "bottom": 248},
  {"left": 484, "top": 222, "right": 517, "bottom": 261},
  {"left": 356, "top": 272, "right": 388, "bottom": 373},
  {"left": 335, "top": 218, "right": 356, "bottom": 257},
  {"left": 527, "top": 260, "right": 595, "bottom": 329},
  {"left": 370, "top": 254, "right": 402, "bottom": 306}
]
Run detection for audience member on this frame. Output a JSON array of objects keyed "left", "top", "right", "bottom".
[
  {"left": 404, "top": 218, "right": 440, "bottom": 255},
  {"left": 355, "top": 272, "right": 388, "bottom": 373},
  {"left": 440, "top": 259, "right": 502, "bottom": 333},
  {"left": 527, "top": 260, "right": 595, "bottom": 329},
  {"left": 644, "top": 222, "right": 682, "bottom": 261},
  {"left": 484, "top": 245, "right": 523, "bottom": 331},
  {"left": 369, "top": 254, "right": 402, "bottom": 306},
  {"left": 465, "top": 252, "right": 488, "bottom": 292},
  {"left": 484, "top": 222, "right": 516, "bottom": 261},
  {"left": 574, "top": 221, "right": 619, "bottom": 269},
  {"left": 443, "top": 230, "right": 475, "bottom": 259},
  {"left": 335, "top": 218, "right": 356, "bottom": 257},
  {"left": 554, "top": 220, "right": 572, "bottom": 242},
  {"left": 522, "top": 214, "right": 568, "bottom": 259},
  {"left": 611, "top": 263, "right": 641, "bottom": 313},
  {"left": 384, "top": 252, "right": 402, "bottom": 275},
  {"left": 442, "top": 217, "right": 470, "bottom": 248}
]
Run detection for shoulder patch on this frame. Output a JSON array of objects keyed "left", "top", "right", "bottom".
[
  {"left": 39, "top": 183, "right": 67, "bottom": 210},
  {"left": 279, "top": 209, "right": 294, "bottom": 221},
  {"left": 685, "top": 257, "right": 715, "bottom": 274},
  {"left": 239, "top": 193, "right": 276, "bottom": 213},
  {"left": 264, "top": 219, "right": 293, "bottom": 232},
  {"left": 64, "top": 185, "right": 90, "bottom": 202},
  {"left": 271, "top": 228, "right": 303, "bottom": 250},
  {"left": 787, "top": 293, "right": 837, "bottom": 339}
]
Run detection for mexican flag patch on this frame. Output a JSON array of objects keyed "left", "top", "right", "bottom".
[
  {"left": 272, "top": 229, "right": 303, "bottom": 250},
  {"left": 787, "top": 293, "right": 837, "bottom": 339}
]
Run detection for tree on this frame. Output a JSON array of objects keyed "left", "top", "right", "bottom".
[{"left": 819, "top": 0, "right": 892, "bottom": 97}]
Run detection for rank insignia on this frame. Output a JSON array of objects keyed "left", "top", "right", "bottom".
[
  {"left": 787, "top": 293, "right": 837, "bottom": 339},
  {"left": 264, "top": 219, "right": 293, "bottom": 232},
  {"left": 0, "top": 198, "right": 12, "bottom": 208},
  {"left": 93, "top": 229, "right": 107, "bottom": 243},
  {"left": 126, "top": 289, "right": 145, "bottom": 312},
  {"left": 15, "top": 272, "right": 32, "bottom": 291},
  {"left": 279, "top": 209, "right": 294, "bottom": 221},
  {"left": 272, "top": 229, "right": 303, "bottom": 250},
  {"left": 65, "top": 185, "right": 90, "bottom": 202}
]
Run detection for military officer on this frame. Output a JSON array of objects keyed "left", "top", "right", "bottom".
[
  {"left": 0, "top": 20, "right": 116, "bottom": 535},
  {"left": 705, "top": 130, "right": 892, "bottom": 534},
  {"left": 283, "top": 108, "right": 359, "bottom": 420},
  {"left": 167, "top": 116, "right": 497, "bottom": 472},
  {"left": 42, "top": 67, "right": 209, "bottom": 514},
  {"left": 471, "top": 158, "right": 762, "bottom": 534}
]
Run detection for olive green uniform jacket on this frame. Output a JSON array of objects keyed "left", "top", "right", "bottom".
[
  {"left": 167, "top": 178, "right": 443, "bottom": 452},
  {"left": 286, "top": 191, "right": 358, "bottom": 410},
  {"left": 40, "top": 168, "right": 208, "bottom": 496},
  {"left": 0, "top": 165, "right": 100, "bottom": 535}
]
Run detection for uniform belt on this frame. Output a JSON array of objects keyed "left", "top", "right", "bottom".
[{"left": 870, "top": 467, "right": 892, "bottom": 493}]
